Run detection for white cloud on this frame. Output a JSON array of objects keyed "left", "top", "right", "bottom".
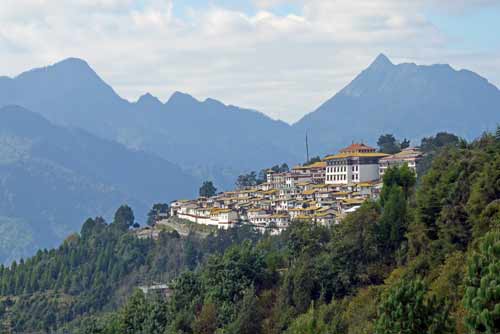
[{"left": 0, "top": 0, "right": 498, "bottom": 123}]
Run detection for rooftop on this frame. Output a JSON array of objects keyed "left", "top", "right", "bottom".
[
  {"left": 324, "top": 152, "right": 389, "bottom": 160},
  {"left": 340, "top": 143, "right": 376, "bottom": 154}
]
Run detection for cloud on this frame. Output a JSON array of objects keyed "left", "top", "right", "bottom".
[{"left": 0, "top": 0, "right": 498, "bottom": 123}]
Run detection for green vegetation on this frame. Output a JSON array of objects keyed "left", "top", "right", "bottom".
[
  {"left": 0, "top": 131, "right": 499, "bottom": 333},
  {"left": 0, "top": 211, "right": 261, "bottom": 332},
  {"left": 199, "top": 181, "right": 217, "bottom": 198},
  {"left": 147, "top": 203, "right": 170, "bottom": 226},
  {"left": 377, "top": 133, "right": 411, "bottom": 154}
]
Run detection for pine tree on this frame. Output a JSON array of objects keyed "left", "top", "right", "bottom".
[
  {"left": 463, "top": 230, "right": 500, "bottom": 334},
  {"left": 375, "top": 279, "right": 453, "bottom": 334}
]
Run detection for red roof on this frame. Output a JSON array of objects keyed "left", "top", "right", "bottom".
[{"left": 340, "top": 143, "right": 376, "bottom": 153}]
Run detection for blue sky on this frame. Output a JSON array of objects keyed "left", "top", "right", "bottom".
[
  {"left": 426, "top": 6, "right": 500, "bottom": 51},
  {"left": 1, "top": 0, "right": 499, "bottom": 122},
  {"left": 171, "top": 0, "right": 301, "bottom": 17}
]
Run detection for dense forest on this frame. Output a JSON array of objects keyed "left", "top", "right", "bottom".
[{"left": 1, "top": 130, "right": 499, "bottom": 333}]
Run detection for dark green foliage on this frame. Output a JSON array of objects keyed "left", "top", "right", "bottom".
[
  {"left": 147, "top": 203, "right": 170, "bottom": 226},
  {"left": 0, "top": 213, "right": 261, "bottom": 332},
  {"left": 236, "top": 172, "right": 259, "bottom": 189},
  {"left": 463, "top": 230, "right": 500, "bottom": 334},
  {"left": 377, "top": 134, "right": 401, "bottom": 154},
  {"left": 378, "top": 185, "right": 408, "bottom": 254},
  {"left": 113, "top": 205, "right": 135, "bottom": 230},
  {"left": 199, "top": 181, "right": 217, "bottom": 197},
  {"left": 401, "top": 138, "right": 411, "bottom": 150},
  {"left": 421, "top": 132, "right": 460, "bottom": 153},
  {"left": 375, "top": 279, "right": 453, "bottom": 334},
  {"left": 226, "top": 288, "right": 262, "bottom": 334}
]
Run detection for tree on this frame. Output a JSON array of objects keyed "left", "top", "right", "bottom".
[
  {"left": 193, "top": 303, "right": 218, "bottom": 334},
  {"left": 119, "top": 289, "right": 149, "bottom": 334},
  {"left": 496, "top": 124, "right": 500, "bottom": 142},
  {"left": 236, "top": 172, "right": 258, "bottom": 189},
  {"left": 377, "top": 185, "right": 408, "bottom": 254},
  {"left": 113, "top": 205, "right": 135, "bottom": 231},
  {"left": 375, "top": 279, "right": 453, "bottom": 334},
  {"left": 463, "top": 230, "right": 500, "bottom": 334},
  {"left": 226, "top": 288, "right": 262, "bottom": 334},
  {"left": 401, "top": 138, "right": 411, "bottom": 150},
  {"left": 420, "top": 132, "right": 459, "bottom": 153},
  {"left": 199, "top": 181, "right": 217, "bottom": 198},
  {"left": 147, "top": 203, "right": 169, "bottom": 226},
  {"left": 377, "top": 134, "right": 401, "bottom": 154}
]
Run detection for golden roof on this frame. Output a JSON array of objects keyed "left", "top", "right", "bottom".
[{"left": 324, "top": 152, "right": 389, "bottom": 160}]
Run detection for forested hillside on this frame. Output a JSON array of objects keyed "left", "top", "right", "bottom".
[
  {"left": 0, "top": 130, "right": 499, "bottom": 333},
  {"left": 0, "top": 105, "right": 197, "bottom": 264}
]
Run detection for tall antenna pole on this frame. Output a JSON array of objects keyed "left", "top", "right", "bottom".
[{"left": 305, "top": 131, "right": 310, "bottom": 164}]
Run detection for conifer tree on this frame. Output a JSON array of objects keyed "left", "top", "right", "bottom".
[
  {"left": 463, "top": 230, "right": 500, "bottom": 334},
  {"left": 375, "top": 279, "right": 452, "bottom": 334}
]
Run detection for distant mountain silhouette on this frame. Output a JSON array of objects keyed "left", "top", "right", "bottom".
[
  {"left": 0, "top": 58, "right": 299, "bottom": 188},
  {"left": 293, "top": 53, "right": 500, "bottom": 154},
  {"left": 0, "top": 105, "right": 197, "bottom": 264}
]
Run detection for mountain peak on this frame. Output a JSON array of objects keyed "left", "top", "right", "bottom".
[
  {"left": 16, "top": 57, "right": 98, "bottom": 82},
  {"left": 137, "top": 93, "right": 162, "bottom": 106},
  {"left": 369, "top": 53, "right": 394, "bottom": 70},
  {"left": 167, "top": 91, "right": 199, "bottom": 105},
  {"left": 55, "top": 57, "right": 91, "bottom": 68}
]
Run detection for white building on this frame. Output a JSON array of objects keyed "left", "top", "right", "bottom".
[
  {"left": 379, "top": 147, "right": 423, "bottom": 177},
  {"left": 325, "top": 143, "right": 388, "bottom": 185}
]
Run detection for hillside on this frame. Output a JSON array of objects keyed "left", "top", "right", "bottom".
[
  {"left": 0, "top": 106, "right": 197, "bottom": 264},
  {"left": 0, "top": 131, "right": 499, "bottom": 333},
  {"left": 293, "top": 54, "right": 500, "bottom": 156}
]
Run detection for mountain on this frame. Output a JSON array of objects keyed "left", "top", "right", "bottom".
[
  {"left": 0, "top": 59, "right": 300, "bottom": 189},
  {"left": 0, "top": 105, "right": 197, "bottom": 264},
  {"left": 1, "top": 54, "right": 499, "bottom": 197},
  {"left": 293, "top": 53, "right": 500, "bottom": 155}
]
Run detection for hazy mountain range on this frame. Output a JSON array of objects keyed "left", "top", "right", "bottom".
[
  {"left": 0, "top": 53, "right": 499, "bottom": 263},
  {"left": 0, "top": 105, "right": 196, "bottom": 264}
]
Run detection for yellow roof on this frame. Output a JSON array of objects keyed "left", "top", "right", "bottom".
[
  {"left": 297, "top": 181, "right": 313, "bottom": 186},
  {"left": 270, "top": 214, "right": 289, "bottom": 218},
  {"left": 333, "top": 191, "right": 350, "bottom": 196},
  {"left": 210, "top": 208, "right": 232, "bottom": 214},
  {"left": 324, "top": 152, "right": 389, "bottom": 160},
  {"left": 314, "top": 212, "right": 335, "bottom": 218},
  {"left": 342, "top": 198, "right": 365, "bottom": 205},
  {"left": 303, "top": 206, "right": 321, "bottom": 211},
  {"left": 302, "top": 189, "right": 317, "bottom": 195},
  {"left": 308, "top": 161, "right": 327, "bottom": 168},
  {"left": 248, "top": 208, "right": 266, "bottom": 212}
]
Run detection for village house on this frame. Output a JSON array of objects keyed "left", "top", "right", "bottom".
[{"left": 379, "top": 147, "right": 423, "bottom": 177}]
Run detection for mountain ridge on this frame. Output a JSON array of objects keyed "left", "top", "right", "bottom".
[
  {"left": 1, "top": 54, "right": 499, "bottom": 185},
  {"left": 0, "top": 105, "right": 198, "bottom": 264}
]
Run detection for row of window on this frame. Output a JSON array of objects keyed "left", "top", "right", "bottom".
[
  {"left": 326, "top": 174, "right": 346, "bottom": 181},
  {"left": 327, "top": 165, "right": 360, "bottom": 173}
]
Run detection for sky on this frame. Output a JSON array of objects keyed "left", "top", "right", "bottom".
[{"left": 1, "top": 0, "right": 499, "bottom": 123}]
